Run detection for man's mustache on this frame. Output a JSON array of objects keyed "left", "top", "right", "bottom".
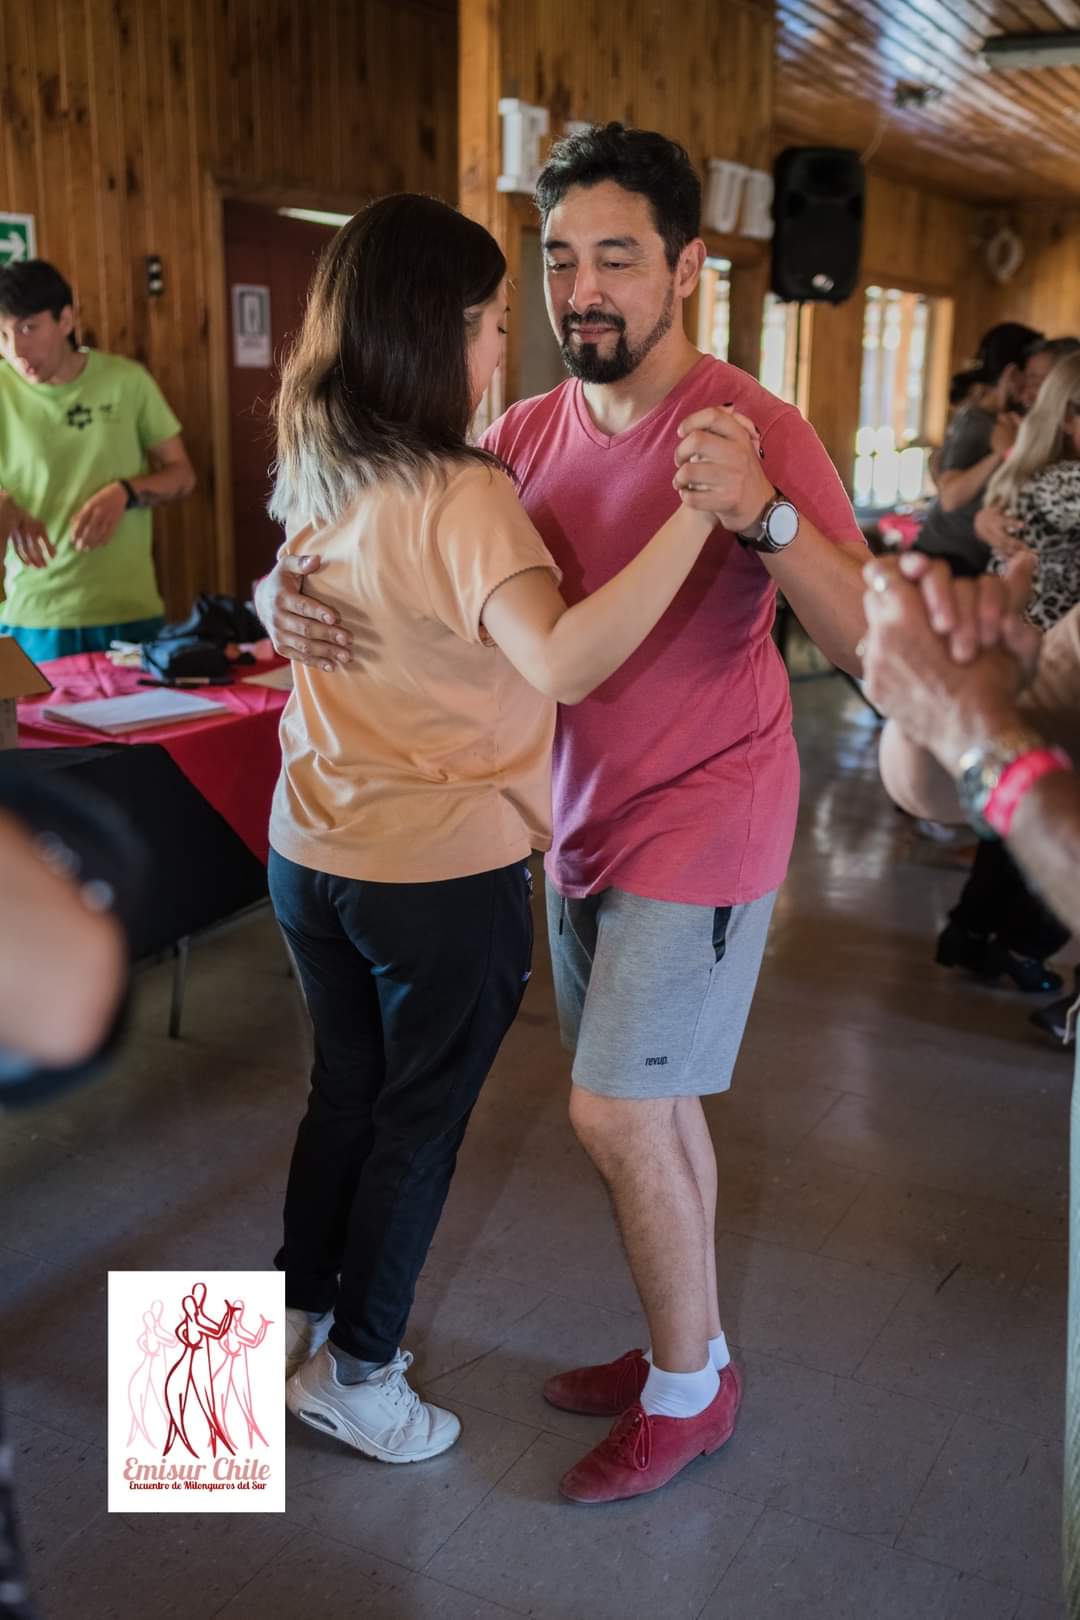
[{"left": 562, "top": 312, "right": 626, "bottom": 336}]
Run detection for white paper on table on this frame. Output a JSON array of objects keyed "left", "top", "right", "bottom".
[{"left": 42, "top": 690, "right": 229, "bottom": 734}]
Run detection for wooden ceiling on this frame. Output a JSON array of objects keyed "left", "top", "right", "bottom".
[{"left": 773, "top": 0, "right": 1080, "bottom": 202}]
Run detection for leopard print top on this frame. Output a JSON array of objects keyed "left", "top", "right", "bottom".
[{"left": 990, "top": 460, "right": 1080, "bottom": 632}]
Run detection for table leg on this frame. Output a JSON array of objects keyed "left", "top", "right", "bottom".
[{"left": 169, "top": 937, "right": 191, "bottom": 1040}]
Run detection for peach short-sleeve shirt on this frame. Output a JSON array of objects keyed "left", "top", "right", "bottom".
[{"left": 269, "top": 461, "right": 560, "bottom": 884}]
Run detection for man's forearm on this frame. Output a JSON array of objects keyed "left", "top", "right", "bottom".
[
  {"left": 882, "top": 718, "right": 1080, "bottom": 932},
  {"left": 125, "top": 465, "right": 195, "bottom": 508},
  {"left": 938, "top": 452, "right": 999, "bottom": 513},
  {"left": 0, "top": 490, "right": 25, "bottom": 543},
  {"left": 1007, "top": 772, "right": 1080, "bottom": 936},
  {"left": 923, "top": 686, "right": 1080, "bottom": 933},
  {"left": 761, "top": 526, "right": 866, "bottom": 676}
]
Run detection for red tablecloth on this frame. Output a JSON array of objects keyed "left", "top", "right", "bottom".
[{"left": 16, "top": 652, "right": 289, "bottom": 863}]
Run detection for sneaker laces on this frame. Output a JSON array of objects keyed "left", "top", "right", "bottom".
[
  {"left": 375, "top": 1350, "right": 423, "bottom": 1424},
  {"left": 606, "top": 1406, "right": 652, "bottom": 1473}
]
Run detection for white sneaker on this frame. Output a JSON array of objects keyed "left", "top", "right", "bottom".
[
  {"left": 285, "top": 1308, "right": 333, "bottom": 1380},
  {"left": 286, "top": 1346, "right": 461, "bottom": 1463}
]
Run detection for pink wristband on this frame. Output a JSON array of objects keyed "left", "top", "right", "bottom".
[{"left": 984, "top": 746, "right": 1072, "bottom": 838}]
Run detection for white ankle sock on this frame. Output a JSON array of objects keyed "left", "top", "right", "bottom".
[
  {"left": 328, "top": 1346, "right": 387, "bottom": 1386},
  {"left": 646, "top": 1332, "right": 731, "bottom": 1374},
  {"left": 709, "top": 1331, "right": 731, "bottom": 1371},
  {"left": 640, "top": 1359, "right": 719, "bottom": 1419}
]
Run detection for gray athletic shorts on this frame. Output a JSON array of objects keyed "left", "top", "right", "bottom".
[{"left": 545, "top": 881, "right": 777, "bottom": 1099}]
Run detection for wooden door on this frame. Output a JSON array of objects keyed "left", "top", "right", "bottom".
[{"left": 223, "top": 200, "right": 337, "bottom": 598}]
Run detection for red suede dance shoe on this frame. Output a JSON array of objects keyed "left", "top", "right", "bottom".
[
  {"left": 542, "top": 1347, "right": 649, "bottom": 1416},
  {"left": 559, "top": 1363, "right": 743, "bottom": 1504}
]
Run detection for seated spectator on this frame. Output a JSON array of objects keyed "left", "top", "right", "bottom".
[
  {"left": 984, "top": 351, "right": 1080, "bottom": 631},
  {"left": 1017, "top": 335, "right": 1080, "bottom": 414},
  {"left": 914, "top": 322, "right": 1042, "bottom": 576},
  {"left": 928, "top": 370, "right": 998, "bottom": 489}
]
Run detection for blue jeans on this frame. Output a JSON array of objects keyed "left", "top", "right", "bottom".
[
  {"left": 269, "top": 849, "right": 534, "bottom": 1363},
  {"left": 3, "top": 616, "right": 166, "bottom": 664}
]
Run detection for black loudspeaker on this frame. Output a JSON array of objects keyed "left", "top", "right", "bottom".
[{"left": 771, "top": 147, "right": 864, "bottom": 304}]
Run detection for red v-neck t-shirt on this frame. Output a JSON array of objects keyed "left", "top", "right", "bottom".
[{"left": 482, "top": 354, "right": 864, "bottom": 905}]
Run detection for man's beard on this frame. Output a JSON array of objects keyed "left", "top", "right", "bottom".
[{"left": 559, "top": 285, "right": 675, "bottom": 383}]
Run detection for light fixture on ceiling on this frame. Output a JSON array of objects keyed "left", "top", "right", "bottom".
[
  {"left": 982, "top": 31, "right": 1080, "bottom": 70},
  {"left": 893, "top": 82, "right": 944, "bottom": 109},
  {"left": 277, "top": 207, "right": 353, "bottom": 227}
]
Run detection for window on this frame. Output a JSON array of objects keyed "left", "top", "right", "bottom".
[
  {"left": 697, "top": 258, "right": 732, "bottom": 361},
  {"left": 853, "top": 286, "right": 945, "bottom": 511},
  {"left": 759, "top": 293, "right": 800, "bottom": 404}
]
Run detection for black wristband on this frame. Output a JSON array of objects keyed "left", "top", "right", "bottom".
[{"left": 120, "top": 478, "right": 141, "bottom": 510}]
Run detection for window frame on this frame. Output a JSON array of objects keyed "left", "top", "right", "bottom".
[{"left": 853, "top": 279, "right": 954, "bottom": 513}]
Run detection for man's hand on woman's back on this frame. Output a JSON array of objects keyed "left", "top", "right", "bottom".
[{"left": 254, "top": 555, "right": 356, "bottom": 671}]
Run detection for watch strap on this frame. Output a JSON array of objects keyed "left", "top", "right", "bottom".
[
  {"left": 984, "top": 746, "right": 1072, "bottom": 838},
  {"left": 956, "top": 730, "right": 1065, "bottom": 838},
  {"left": 120, "top": 479, "right": 140, "bottom": 510},
  {"left": 738, "top": 490, "right": 781, "bottom": 543},
  {"left": 737, "top": 491, "right": 796, "bottom": 552}
]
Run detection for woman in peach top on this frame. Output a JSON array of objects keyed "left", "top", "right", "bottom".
[{"left": 269, "top": 194, "right": 716, "bottom": 1464}]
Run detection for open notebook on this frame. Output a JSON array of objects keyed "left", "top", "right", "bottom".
[{"left": 42, "top": 689, "right": 230, "bottom": 735}]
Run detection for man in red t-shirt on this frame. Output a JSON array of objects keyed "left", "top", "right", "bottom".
[{"left": 260, "top": 125, "right": 866, "bottom": 1504}]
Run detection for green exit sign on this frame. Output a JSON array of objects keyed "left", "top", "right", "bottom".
[{"left": 0, "top": 214, "right": 36, "bottom": 267}]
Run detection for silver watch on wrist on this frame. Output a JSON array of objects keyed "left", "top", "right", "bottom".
[
  {"left": 955, "top": 729, "right": 1048, "bottom": 840},
  {"left": 737, "top": 492, "right": 800, "bottom": 553}
]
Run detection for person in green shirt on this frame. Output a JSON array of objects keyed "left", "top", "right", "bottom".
[
  {"left": 0, "top": 259, "right": 195, "bottom": 662},
  {"left": 860, "top": 548, "right": 1080, "bottom": 1616}
]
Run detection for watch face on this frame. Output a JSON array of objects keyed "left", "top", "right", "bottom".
[{"left": 766, "top": 501, "right": 799, "bottom": 547}]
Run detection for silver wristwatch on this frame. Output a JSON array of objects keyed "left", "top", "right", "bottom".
[
  {"left": 955, "top": 729, "right": 1049, "bottom": 840},
  {"left": 737, "top": 492, "right": 800, "bottom": 553}
]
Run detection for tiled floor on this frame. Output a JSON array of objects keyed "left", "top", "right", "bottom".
[{"left": 2, "top": 672, "right": 1072, "bottom": 1619}]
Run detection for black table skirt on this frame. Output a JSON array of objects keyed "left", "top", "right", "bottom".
[{"left": 4, "top": 743, "right": 267, "bottom": 959}]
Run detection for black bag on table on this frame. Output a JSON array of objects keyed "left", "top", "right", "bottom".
[
  {"left": 157, "top": 593, "right": 265, "bottom": 646},
  {"left": 140, "top": 636, "right": 232, "bottom": 682},
  {"left": 139, "top": 594, "right": 265, "bottom": 682}
]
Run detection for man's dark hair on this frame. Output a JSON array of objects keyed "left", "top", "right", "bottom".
[
  {"left": 535, "top": 123, "right": 701, "bottom": 269},
  {"left": 0, "top": 259, "right": 74, "bottom": 322},
  {"left": 1024, "top": 335, "right": 1080, "bottom": 363},
  {"left": 970, "top": 321, "right": 1043, "bottom": 384},
  {"left": 0, "top": 259, "right": 77, "bottom": 349}
]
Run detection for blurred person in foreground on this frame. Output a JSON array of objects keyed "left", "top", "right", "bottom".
[
  {"left": 0, "top": 773, "right": 138, "bottom": 1619},
  {"left": 858, "top": 547, "right": 1080, "bottom": 1616}
]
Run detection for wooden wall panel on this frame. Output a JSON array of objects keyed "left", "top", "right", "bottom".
[
  {"left": 963, "top": 207, "right": 1080, "bottom": 347},
  {"left": 499, "top": 0, "right": 775, "bottom": 174},
  {"left": 0, "top": 0, "right": 458, "bottom": 615}
]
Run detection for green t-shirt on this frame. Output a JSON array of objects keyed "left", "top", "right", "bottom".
[{"left": 0, "top": 349, "right": 182, "bottom": 628}]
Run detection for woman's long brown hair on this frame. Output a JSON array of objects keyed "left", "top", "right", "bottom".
[{"left": 270, "top": 193, "right": 506, "bottom": 528}]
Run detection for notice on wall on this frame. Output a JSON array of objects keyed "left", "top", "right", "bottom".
[
  {"left": 0, "top": 212, "right": 36, "bottom": 267},
  {"left": 231, "top": 284, "right": 272, "bottom": 368}
]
